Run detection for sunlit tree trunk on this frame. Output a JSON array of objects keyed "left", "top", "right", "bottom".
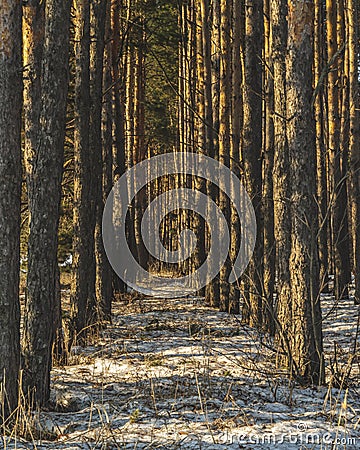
[
  {"left": 271, "top": 0, "right": 292, "bottom": 367},
  {"left": 23, "top": 0, "right": 71, "bottom": 404},
  {"left": 286, "top": 0, "right": 324, "bottom": 384},
  {"left": 212, "top": 0, "right": 220, "bottom": 156},
  {"left": 23, "top": 1, "right": 44, "bottom": 185}
]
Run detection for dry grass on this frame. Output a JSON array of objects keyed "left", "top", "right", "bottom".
[{"left": 2, "top": 293, "right": 360, "bottom": 449}]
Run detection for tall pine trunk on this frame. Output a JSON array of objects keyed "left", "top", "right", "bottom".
[
  {"left": 348, "top": 0, "right": 360, "bottom": 304},
  {"left": 23, "top": 0, "right": 71, "bottom": 405},
  {"left": 90, "top": 0, "right": 107, "bottom": 320},
  {"left": 218, "top": 0, "right": 232, "bottom": 311},
  {"left": 111, "top": 0, "right": 126, "bottom": 294},
  {"left": 326, "top": 0, "right": 350, "bottom": 300},
  {"left": 0, "top": 0, "right": 22, "bottom": 418},
  {"left": 203, "top": 0, "right": 220, "bottom": 306},
  {"left": 271, "top": 0, "right": 292, "bottom": 368},
  {"left": 262, "top": 0, "right": 275, "bottom": 333},
  {"left": 23, "top": 1, "right": 44, "bottom": 186},
  {"left": 314, "top": 0, "right": 329, "bottom": 292},
  {"left": 71, "top": 0, "right": 93, "bottom": 339},
  {"left": 286, "top": 0, "right": 324, "bottom": 384},
  {"left": 242, "top": 0, "right": 264, "bottom": 327},
  {"left": 96, "top": 0, "right": 114, "bottom": 320}
]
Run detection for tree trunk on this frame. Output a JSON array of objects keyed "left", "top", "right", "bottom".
[
  {"left": 133, "top": 10, "right": 148, "bottom": 271},
  {"left": 326, "top": 0, "right": 351, "bottom": 300},
  {"left": 271, "top": 0, "right": 292, "bottom": 369},
  {"left": 202, "top": 0, "right": 219, "bottom": 306},
  {"left": 218, "top": 0, "right": 232, "bottom": 312},
  {"left": 96, "top": 0, "right": 113, "bottom": 320},
  {"left": 23, "top": 1, "right": 44, "bottom": 186},
  {"left": 111, "top": 0, "right": 126, "bottom": 294},
  {"left": 286, "top": 0, "right": 324, "bottom": 384},
  {"left": 70, "top": 0, "right": 93, "bottom": 340},
  {"left": 227, "top": 0, "right": 242, "bottom": 314},
  {"left": 242, "top": 0, "right": 264, "bottom": 327},
  {"left": 193, "top": 2, "right": 206, "bottom": 294},
  {"left": 23, "top": 0, "right": 71, "bottom": 405},
  {"left": 89, "top": 0, "right": 107, "bottom": 322},
  {"left": 314, "top": 0, "right": 329, "bottom": 292},
  {"left": 347, "top": 0, "right": 360, "bottom": 304},
  {"left": 262, "top": 0, "right": 275, "bottom": 333},
  {"left": 0, "top": 0, "right": 22, "bottom": 418}
]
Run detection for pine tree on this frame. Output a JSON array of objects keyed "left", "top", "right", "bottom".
[
  {"left": 347, "top": 0, "right": 360, "bottom": 304},
  {"left": 22, "top": 0, "right": 72, "bottom": 405},
  {"left": 242, "top": 0, "right": 264, "bottom": 327},
  {"left": 286, "top": 0, "right": 324, "bottom": 384},
  {"left": 70, "top": 0, "right": 94, "bottom": 340},
  {"left": 0, "top": 0, "right": 22, "bottom": 418}
]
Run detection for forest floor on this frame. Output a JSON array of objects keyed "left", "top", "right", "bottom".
[{"left": 1, "top": 290, "right": 360, "bottom": 449}]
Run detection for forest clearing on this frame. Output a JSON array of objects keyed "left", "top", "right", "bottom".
[{"left": 1, "top": 0, "right": 360, "bottom": 448}]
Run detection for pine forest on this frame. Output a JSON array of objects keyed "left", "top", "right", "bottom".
[{"left": 0, "top": 0, "right": 360, "bottom": 448}]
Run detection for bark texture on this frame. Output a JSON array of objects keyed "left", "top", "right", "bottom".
[
  {"left": 348, "top": 0, "right": 360, "bottom": 304},
  {"left": 271, "top": 0, "right": 292, "bottom": 370},
  {"left": 71, "top": 0, "right": 94, "bottom": 339},
  {"left": 242, "top": 0, "right": 264, "bottom": 326},
  {"left": 286, "top": 0, "right": 324, "bottom": 384},
  {"left": 0, "top": 0, "right": 22, "bottom": 418},
  {"left": 23, "top": 0, "right": 71, "bottom": 405}
]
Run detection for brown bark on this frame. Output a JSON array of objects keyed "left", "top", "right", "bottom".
[
  {"left": 242, "top": 0, "right": 264, "bottom": 326},
  {"left": 96, "top": 0, "right": 113, "bottom": 320},
  {"left": 271, "top": 0, "right": 292, "bottom": 365},
  {"left": 218, "top": 0, "right": 232, "bottom": 311},
  {"left": 0, "top": 0, "right": 22, "bottom": 418},
  {"left": 23, "top": 0, "right": 71, "bottom": 405},
  {"left": 23, "top": 1, "right": 44, "bottom": 186},
  {"left": 90, "top": 0, "right": 108, "bottom": 320},
  {"left": 111, "top": 0, "right": 126, "bottom": 294},
  {"left": 193, "top": 3, "right": 206, "bottom": 293},
  {"left": 70, "top": 0, "right": 93, "bottom": 339},
  {"left": 71, "top": 0, "right": 108, "bottom": 333},
  {"left": 326, "top": 0, "right": 350, "bottom": 300},
  {"left": 286, "top": 0, "right": 324, "bottom": 384},
  {"left": 348, "top": 0, "right": 360, "bottom": 303},
  {"left": 203, "top": 0, "right": 220, "bottom": 306},
  {"left": 133, "top": 10, "right": 148, "bottom": 271},
  {"left": 314, "top": 0, "right": 329, "bottom": 292},
  {"left": 262, "top": 0, "right": 275, "bottom": 333},
  {"left": 227, "top": 0, "right": 242, "bottom": 314}
]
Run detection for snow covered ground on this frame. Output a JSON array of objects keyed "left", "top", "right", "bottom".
[{"left": 2, "top": 293, "right": 359, "bottom": 449}]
